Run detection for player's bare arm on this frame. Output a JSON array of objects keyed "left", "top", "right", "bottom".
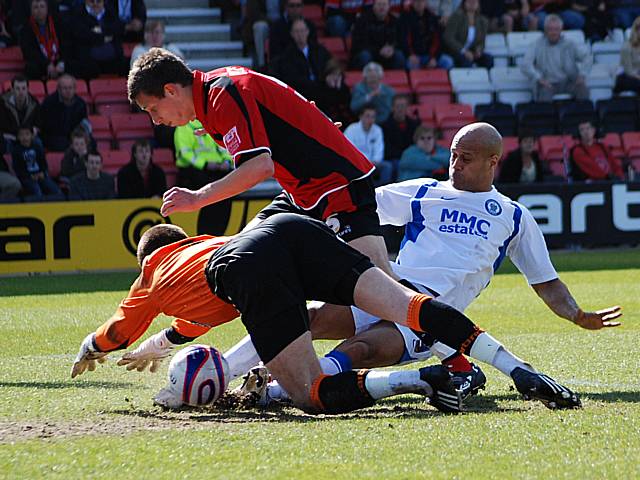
[
  {"left": 160, "top": 153, "right": 274, "bottom": 216},
  {"left": 532, "top": 278, "right": 622, "bottom": 330}
]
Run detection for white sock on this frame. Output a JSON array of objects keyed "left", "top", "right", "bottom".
[
  {"left": 266, "top": 380, "right": 290, "bottom": 402},
  {"left": 492, "top": 348, "right": 536, "bottom": 377},
  {"left": 223, "top": 335, "right": 261, "bottom": 380},
  {"left": 429, "top": 341, "right": 456, "bottom": 361},
  {"left": 364, "top": 370, "right": 432, "bottom": 400}
]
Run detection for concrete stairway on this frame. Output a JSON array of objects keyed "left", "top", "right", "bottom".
[{"left": 145, "top": 0, "right": 251, "bottom": 70}]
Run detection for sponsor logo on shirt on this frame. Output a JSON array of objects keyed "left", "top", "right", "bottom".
[
  {"left": 485, "top": 199, "right": 502, "bottom": 216},
  {"left": 439, "top": 208, "right": 491, "bottom": 239},
  {"left": 223, "top": 126, "right": 241, "bottom": 155}
]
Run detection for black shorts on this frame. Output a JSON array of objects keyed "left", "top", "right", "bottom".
[
  {"left": 205, "top": 213, "right": 373, "bottom": 363},
  {"left": 255, "top": 177, "right": 382, "bottom": 243}
]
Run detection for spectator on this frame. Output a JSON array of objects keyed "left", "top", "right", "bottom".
[
  {"left": 382, "top": 94, "right": 420, "bottom": 177},
  {"left": 0, "top": 136, "right": 22, "bottom": 200},
  {"left": 19, "top": 0, "right": 69, "bottom": 80},
  {"left": 130, "top": 20, "right": 184, "bottom": 67},
  {"left": 268, "top": 0, "right": 317, "bottom": 62},
  {"left": 68, "top": 0, "right": 126, "bottom": 79},
  {"left": 315, "top": 59, "right": 355, "bottom": 127},
  {"left": 615, "top": 16, "right": 640, "bottom": 94},
  {"left": 11, "top": 125, "right": 61, "bottom": 199},
  {"left": 497, "top": 130, "right": 546, "bottom": 183},
  {"left": 325, "top": 0, "right": 365, "bottom": 37},
  {"left": 60, "top": 126, "right": 90, "bottom": 183},
  {"left": 443, "top": 0, "right": 493, "bottom": 68},
  {"left": 350, "top": 0, "right": 405, "bottom": 70},
  {"left": 350, "top": 62, "right": 395, "bottom": 124},
  {"left": 482, "top": 0, "right": 537, "bottom": 33},
  {"left": 399, "top": 0, "right": 455, "bottom": 70},
  {"left": 427, "top": 0, "right": 460, "bottom": 25},
  {"left": 273, "top": 18, "right": 330, "bottom": 101},
  {"left": 117, "top": 139, "right": 167, "bottom": 198},
  {"left": 534, "top": 1, "right": 589, "bottom": 31},
  {"left": 0, "top": 75, "right": 41, "bottom": 150},
  {"left": 521, "top": 14, "right": 591, "bottom": 102},
  {"left": 582, "top": 1, "right": 612, "bottom": 42},
  {"left": 0, "top": 0, "right": 12, "bottom": 47},
  {"left": 570, "top": 120, "right": 624, "bottom": 181},
  {"left": 597, "top": 0, "right": 639, "bottom": 29},
  {"left": 240, "top": 0, "right": 269, "bottom": 69},
  {"left": 344, "top": 104, "right": 392, "bottom": 185},
  {"left": 69, "top": 151, "right": 115, "bottom": 199},
  {"left": 174, "top": 119, "right": 232, "bottom": 190},
  {"left": 107, "top": 0, "right": 146, "bottom": 43},
  {"left": 40, "top": 74, "right": 89, "bottom": 151},
  {"left": 397, "top": 126, "right": 449, "bottom": 181}
]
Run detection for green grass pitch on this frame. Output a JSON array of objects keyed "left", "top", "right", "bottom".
[{"left": 1, "top": 249, "right": 639, "bottom": 479}]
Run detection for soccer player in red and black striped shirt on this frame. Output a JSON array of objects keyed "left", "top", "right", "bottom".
[{"left": 128, "top": 48, "right": 394, "bottom": 276}]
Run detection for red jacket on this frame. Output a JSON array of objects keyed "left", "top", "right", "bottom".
[{"left": 570, "top": 142, "right": 624, "bottom": 180}]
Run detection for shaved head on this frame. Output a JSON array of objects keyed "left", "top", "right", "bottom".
[
  {"left": 449, "top": 122, "right": 502, "bottom": 192},
  {"left": 452, "top": 122, "right": 503, "bottom": 158}
]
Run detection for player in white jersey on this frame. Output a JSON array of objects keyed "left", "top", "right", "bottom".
[{"left": 119, "top": 123, "right": 621, "bottom": 410}]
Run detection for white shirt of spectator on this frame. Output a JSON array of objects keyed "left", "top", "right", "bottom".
[
  {"left": 374, "top": 178, "right": 558, "bottom": 311},
  {"left": 343, "top": 120, "right": 384, "bottom": 164}
]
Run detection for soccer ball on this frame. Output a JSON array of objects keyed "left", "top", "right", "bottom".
[{"left": 167, "top": 345, "right": 229, "bottom": 407}]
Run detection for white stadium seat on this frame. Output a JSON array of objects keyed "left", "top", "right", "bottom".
[
  {"left": 449, "top": 67, "right": 493, "bottom": 93},
  {"left": 485, "top": 33, "right": 510, "bottom": 66},
  {"left": 611, "top": 28, "right": 625, "bottom": 43},
  {"left": 594, "top": 52, "right": 621, "bottom": 65},
  {"left": 589, "top": 87, "right": 613, "bottom": 102},
  {"left": 563, "top": 29, "right": 586, "bottom": 45},
  {"left": 456, "top": 91, "right": 494, "bottom": 108},
  {"left": 506, "top": 31, "right": 543, "bottom": 62},
  {"left": 497, "top": 90, "right": 532, "bottom": 107},
  {"left": 591, "top": 41, "right": 623, "bottom": 55},
  {"left": 586, "top": 63, "right": 616, "bottom": 88},
  {"left": 490, "top": 66, "right": 530, "bottom": 90}
]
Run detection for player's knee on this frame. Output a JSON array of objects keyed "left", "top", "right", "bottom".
[{"left": 335, "top": 339, "right": 375, "bottom": 367}]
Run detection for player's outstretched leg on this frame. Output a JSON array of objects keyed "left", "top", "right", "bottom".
[{"left": 510, "top": 367, "right": 581, "bottom": 409}]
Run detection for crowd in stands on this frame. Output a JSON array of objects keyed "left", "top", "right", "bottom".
[{"left": 2, "top": 0, "right": 640, "bottom": 203}]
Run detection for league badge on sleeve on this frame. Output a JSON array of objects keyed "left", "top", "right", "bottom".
[
  {"left": 485, "top": 199, "right": 502, "bottom": 216},
  {"left": 223, "top": 126, "right": 241, "bottom": 155}
]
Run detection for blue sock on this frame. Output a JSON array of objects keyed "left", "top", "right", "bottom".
[{"left": 324, "top": 350, "right": 352, "bottom": 373}]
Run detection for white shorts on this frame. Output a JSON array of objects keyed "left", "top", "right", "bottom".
[{"left": 351, "top": 307, "right": 433, "bottom": 365}]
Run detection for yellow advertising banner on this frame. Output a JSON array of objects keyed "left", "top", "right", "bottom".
[{"left": 0, "top": 197, "right": 272, "bottom": 275}]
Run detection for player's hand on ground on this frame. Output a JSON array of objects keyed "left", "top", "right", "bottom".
[
  {"left": 160, "top": 186, "right": 200, "bottom": 216},
  {"left": 71, "top": 333, "right": 108, "bottom": 378},
  {"left": 574, "top": 306, "right": 622, "bottom": 330},
  {"left": 117, "top": 329, "right": 176, "bottom": 373}
]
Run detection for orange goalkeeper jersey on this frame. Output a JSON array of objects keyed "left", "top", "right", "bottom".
[{"left": 94, "top": 235, "right": 240, "bottom": 352}]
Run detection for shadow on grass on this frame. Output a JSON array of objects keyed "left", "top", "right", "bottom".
[
  {"left": 582, "top": 391, "right": 640, "bottom": 404},
  {"left": 0, "top": 380, "right": 137, "bottom": 389},
  {"left": 0, "top": 272, "right": 137, "bottom": 297}
]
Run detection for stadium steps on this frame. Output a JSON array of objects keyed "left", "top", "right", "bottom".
[
  {"left": 148, "top": 8, "right": 221, "bottom": 25},
  {"left": 146, "top": 0, "right": 252, "bottom": 69}
]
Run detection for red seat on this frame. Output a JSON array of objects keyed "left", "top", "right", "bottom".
[
  {"left": 0, "top": 47, "right": 24, "bottom": 72},
  {"left": 344, "top": 70, "right": 362, "bottom": 89},
  {"left": 88, "top": 114, "right": 113, "bottom": 141},
  {"left": 416, "top": 93, "right": 452, "bottom": 106},
  {"left": 621, "top": 131, "right": 640, "bottom": 157},
  {"left": 548, "top": 160, "right": 567, "bottom": 178},
  {"left": 3, "top": 79, "right": 46, "bottom": 102},
  {"left": 96, "top": 140, "right": 113, "bottom": 152},
  {"left": 601, "top": 132, "right": 624, "bottom": 159},
  {"left": 96, "top": 103, "right": 133, "bottom": 116},
  {"left": 409, "top": 69, "right": 452, "bottom": 95},
  {"left": 110, "top": 113, "right": 153, "bottom": 141},
  {"left": 165, "top": 171, "right": 177, "bottom": 188},
  {"left": 123, "top": 42, "right": 137, "bottom": 58},
  {"left": 412, "top": 103, "right": 436, "bottom": 124},
  {"left": 46, "top": 152, "right": 64, "bottom": 178},
  {"left": 90, "top": 78, "right": 128, "bottom": 106},
  {"left": 303, "top": 4, "right": 324, "bottom": 27},
  {"left": 318, "top": 37, "right": 347, "bottom": 62},
  {"left": 502, "top": 136, "right": 519, "bottom": 158},
  {"left": 538, "top": 135, "right": 575, "bottom": 162},
  {"left": 631, "top": 158, "right": 640, "bottom": 173},
  {"left": 103, "top": 150, "right": 130, "bottom": 170},
  {"left": 384, "top": 70, "right": 412, "bottom": 95},
  {"left": 154, "top": 148, "right": 175, "bottom": 169},
  {"left": 434, "top": 103, "right": 474, "bottom": 130}
]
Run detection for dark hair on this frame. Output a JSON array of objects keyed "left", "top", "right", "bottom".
[
  {"left": 17, "top": 125, "right": 32, "bottom": 134},
  {"left": 71, "top": 125, "right": 88, "bottom": 141},
  {"left": 136, "top": 224, "right": 188, "bottom": 266},
  {"left": 128, "top": 48, "right": 193, "bottom": 103},
  {"left": 517, "top": 128, "right": 536, "bottom": 142},
  {"left": 392, "top": 94, "right": 410, "bottom": 105},
  {"left": 359, "top": 103, "right": 377, "bottom": 116},
  {"left": 11, "top": 74, "right": 27, "bottom": 88}
]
